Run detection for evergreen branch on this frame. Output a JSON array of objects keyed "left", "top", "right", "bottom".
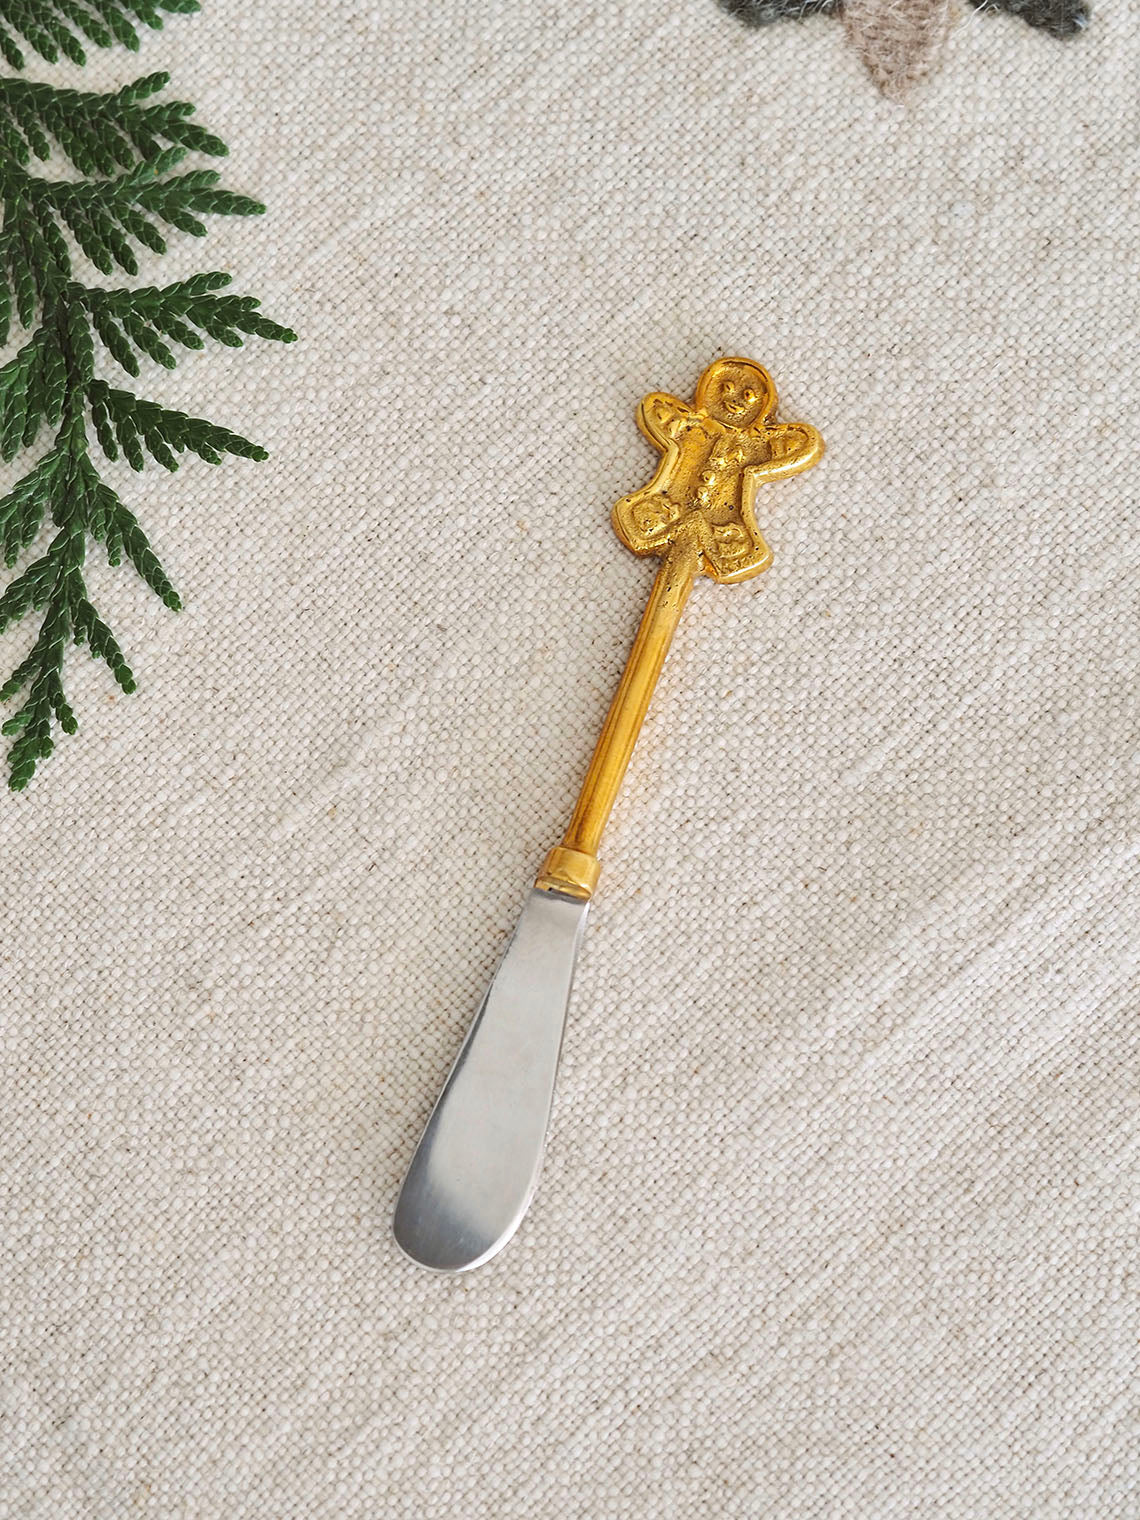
[
  {"left": 0, "top": 328, "right": 46, "bottom": 454},
  {"left": 0, "top": 73, "right": 226, "bottom": 174},
  {"left": 83, "top": 274, "right": 296, "bottom": 373},
  {"left": 0, "top": 474, "right": 86, "bottom": 789},
  {"left": 0, "top": 408, "right": 173, "bottom": 786},
  {"left": 0, "top": 532, "right": 63, "bottom": 629},
  {"left": 0, "top": 326, "right": 58, "bottom": 456},
  {"left": 71, "top": 592, "right": 133, "bottom": 688},
  {"left": 0, "top": 0, "right": 197, "bottom": 69},
  {"left": 0, "top": 439, "right": 64, "bottom": 558},
  {"left": 0, "top": 16, "right": 293, "bottom": 789},
  {"left": 1, "top": 576, "right": 79, "bottom": 789},
  {"left": 0, "top": 284, "right": 290, "bottom": 786},
  {"left": 84, "top": 475, "right": 179, "bottom": 605},
  {"left": 0, "top": 156, "right": 265, "bottom": 322},
  {"left": 0, "top": 182, "right": 70, "bottom": 338},
  {"left": 87, "top": 379, "right": 267, "bottom": 469},
  {"left": 0, "top": 299, "right": 92, "bottom": 454}
]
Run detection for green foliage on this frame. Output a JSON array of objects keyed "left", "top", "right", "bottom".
[
  {"left": 0, "top": 40, "right": 295, "bottom": 788},
  {"left": 88, "top": 378, "right": 267, "bottom": 469},
  {"left": 0, "top": 73, "right": 226, "bottom": 174},
  {"left": 0, "top": 1, "right": 198, "bottom": 72},
  {"left": 0, "top": 150, "right": 264, "bottom": 334},
  {"left": 84, "top": 272, "right": 295, "bottom": 373}
]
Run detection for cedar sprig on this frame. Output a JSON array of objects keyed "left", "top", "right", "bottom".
[
  {"left": 88, "top": 379, "right": 266, "bottom": 469},
  {"left": 84, "top": 272, "right": 295, "bottom": 374},
  {"left": 0, "top": 73, "right": 226, "bottom": 174},
  {"left": 0, "top": 149, "right": 264, "bottom": 332},
  {"left": 0, "top": 0, "right": 197, "bottom": 72},
  {"left": 0, "top": 295, "right": 90, "bottom": 457},
  {"left": 0, "top": 64, "right": 295, "bottom": 788},
  {"left": 0, "top": 403, "right": 183, "bottom": 788}
]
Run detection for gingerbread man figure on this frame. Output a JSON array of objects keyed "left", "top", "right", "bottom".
[{"left": 613, "top": 358, "right": 824, "bottom": 584}]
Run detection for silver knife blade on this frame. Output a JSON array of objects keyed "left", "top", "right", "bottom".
[{"left": 392, "top": 887, "right": 589, "bottom": 1272}]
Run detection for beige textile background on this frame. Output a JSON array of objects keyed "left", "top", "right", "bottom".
[{"left": 2, "top": 2, "right": 1139, "bottom": 1515}]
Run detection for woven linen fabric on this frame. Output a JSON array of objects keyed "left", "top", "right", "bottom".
[{"left": 2, "top": 3, "right": 1138, "bottom": 1516}]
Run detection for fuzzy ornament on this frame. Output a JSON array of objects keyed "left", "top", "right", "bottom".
[{"left": 717, "top": 0, "right": 1088, "bottom": 93}]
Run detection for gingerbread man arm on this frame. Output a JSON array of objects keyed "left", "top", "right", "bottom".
[
  {"left": 635, "top": 392, "right": 697, "bottom": 451},
  {"left": 750, "top": 421, "right": 825, "bottom": 481}
]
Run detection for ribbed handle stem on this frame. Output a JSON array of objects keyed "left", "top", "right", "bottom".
[{"left": 536, "top": 529, "right": 699, "bottom": 899}]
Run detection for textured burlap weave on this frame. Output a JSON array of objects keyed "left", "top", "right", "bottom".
[{"left": 2, "top": 3, "right": 1138, "bottom": 1515}]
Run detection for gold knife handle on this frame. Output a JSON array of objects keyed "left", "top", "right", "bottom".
[
  {"left": 536, "top": 527, "right": 699, "bottom": 900},
  {"left": 536, "top": 357, "right": 823, "bottom": 902}
]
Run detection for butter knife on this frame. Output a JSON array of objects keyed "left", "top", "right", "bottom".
[{"left": 393, "top": 358, "right": 823, "bottom": 1271}]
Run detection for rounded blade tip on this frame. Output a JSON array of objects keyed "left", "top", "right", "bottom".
[{"left": 391, "top": 1193, "right": 522, "bottom": 1274}]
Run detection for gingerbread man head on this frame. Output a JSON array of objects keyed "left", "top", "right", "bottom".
[{"left": 694, "top": 358, "right": 777, "bottom": 432}]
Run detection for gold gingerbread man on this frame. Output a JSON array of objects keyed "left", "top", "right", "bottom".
[{"left": 613, "top": 357, "right": 823, "bottom": 583}]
